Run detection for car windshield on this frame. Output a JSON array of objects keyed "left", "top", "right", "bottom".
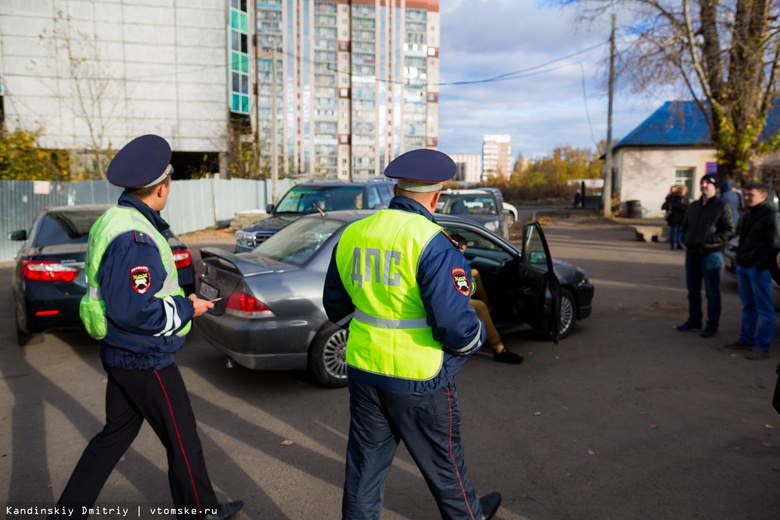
[
  {"left": 34, "top": 208, "right": 106, "bottom": 246},
  {"left": 438, "top": 194, "right": 499, "bottom": 215},
  {"left": 275, "top": 185, "right": 364, "bottom": 214},
  {"left": 248, "top": 217, "right": 344, "bottom": 266}
]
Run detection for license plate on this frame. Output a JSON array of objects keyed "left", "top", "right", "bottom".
[{"left": 199, "top": 281, "right": 218, "bottom": 301}]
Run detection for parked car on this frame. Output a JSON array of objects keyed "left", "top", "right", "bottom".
[
  {"left": 481, "top": 187, "right": 518, "bottom": 227},
  {"left": 195, "top": 210, "right": 594, "bottom": 387},
  {"left": 234, "top": 180, "right": 395, "bottom": 252},
  {"left": 8, "top": 204, "right": 196, "bottom": 346},
  {"left": 723, "top": 235, "right": 780, "bottom": 311},
  {"left": 436, "top": 188, "right": 509, "bottom": 237}
]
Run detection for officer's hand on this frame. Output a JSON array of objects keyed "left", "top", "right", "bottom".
[{"left": 189, "top": 294, "right": 215, "bottom": 317}]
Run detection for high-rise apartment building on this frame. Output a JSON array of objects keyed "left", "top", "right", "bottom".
[
  {"left": 255, "top": 0, "right": 441, "bottom": 179},
  {"left": 482, "top": 134, "right": 512, "bottom": 181},
  {"left": 451, "top": 154, "right": 482, "bottom": 184}
]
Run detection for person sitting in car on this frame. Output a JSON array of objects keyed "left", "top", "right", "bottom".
[{"left": 451, "top": 234, "right": 524, "bottom": 365}]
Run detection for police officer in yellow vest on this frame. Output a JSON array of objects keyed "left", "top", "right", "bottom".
[
  {"left": 323, "top": 149, "right": 501, "bottom": 520},
  {"left": 50, "top": 135, "right": 243, "bottom": 520}
]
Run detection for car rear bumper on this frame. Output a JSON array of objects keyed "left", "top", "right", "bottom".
[
  {"left": 24, "top": 296, "right": 83, "bottom": 333},
  {"left": 194, "top": 313, "right": 325, "bottom": 370}
]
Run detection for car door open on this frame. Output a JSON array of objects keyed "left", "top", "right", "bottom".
[{"left": 520, "top": 222, "right": 562, "bottom": 343}]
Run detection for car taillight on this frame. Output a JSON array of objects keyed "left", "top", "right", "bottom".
[
  {"left": 225, "top": 291, "right": 274, "bottom": 318},
  {"left": 173, "top": 249, "right": 192, "bottom": 269},
  {"left": 22, "top": 260, "right": 79, "bottom": 283}
]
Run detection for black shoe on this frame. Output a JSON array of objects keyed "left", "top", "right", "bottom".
[
  {"left": 746, "top": 348, "right": 770, "bottom": 360},
  {"left": 493, "top": 349, "right": 524, "bottom": 365},
  {"left": 676, "top": 321, "right": 701, "bottom": 332},
  {"left": 480, "top": 492, "right": 502, "bottom": 520},
  {"left": 724, "top": 340, "right": 753, "bottom": 350},
  {"left": 676, "top": 245, "right": 684, "bottom": 250},
  {"left": 204, "top": 501, "right": 244, "bottom": 520},
  {"left": 699, "top": 327, "right": 717, "bottom": 338}
]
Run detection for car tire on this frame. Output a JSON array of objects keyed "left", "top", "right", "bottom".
[
  {"left": 307, "top": 323, "right": 349, "bottom": 388},
  {"left": 16, "top": 322, "right": 43, "bottom": 347},
  {"left": 558, "top": 288, "right": 576, "bottom": 340}
]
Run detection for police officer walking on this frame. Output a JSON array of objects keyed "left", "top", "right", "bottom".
[
  {"left": 323, "top": 149, "right": 501, "bottom": 520},
  {"left": 49, "top": 135, "right": 242, "bottom": 520}
]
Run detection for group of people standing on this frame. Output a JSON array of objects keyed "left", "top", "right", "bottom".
[{"left": 672, "top": 174, "right": 780, "bottom": 363}]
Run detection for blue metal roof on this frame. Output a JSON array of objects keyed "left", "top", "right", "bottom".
[{"left": 613, "top": 100, "right": 780, "bottom": 150}]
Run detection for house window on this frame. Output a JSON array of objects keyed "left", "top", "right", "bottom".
[{"left": 675, "top": 168, "right": 694, "bottom": 195}]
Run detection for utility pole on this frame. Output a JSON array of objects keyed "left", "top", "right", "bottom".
[
  {"left": 601, "top": 13, "right": 616, "bottom": 218},
  {"left": 271, "top": 47, "right": 279, "bottom": 204}
]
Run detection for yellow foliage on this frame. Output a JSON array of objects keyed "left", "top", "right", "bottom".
[{"left": 0, "top": 126, "right": 70, "bottom": 181}]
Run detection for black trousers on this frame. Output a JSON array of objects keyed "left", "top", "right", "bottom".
[
  {"left": 342, "top": 379, "right": 483, "bottom": 520},
  {"left": 51, "top": 363, "right": 218, "bottom": 520}
]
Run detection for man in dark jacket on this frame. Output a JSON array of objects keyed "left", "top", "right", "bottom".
[
  {"left": 677, "top": 174, "right": 735, "bottom": 338},
  {"left": 323, "top": 149, "right": 501, "bottom": 520},
  {"left": 49, "top": 136, "right": 242, "bottom": 520},
  {"left": 724, "top": 182, "right": 780, "bottom": 360}
]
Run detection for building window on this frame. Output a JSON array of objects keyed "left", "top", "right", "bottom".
[
  {"left": 675, "top": 168, "right": 695, "bottom": 195},
  {"left": 229, "top": 2, "right": 249, "bottom": 114}
]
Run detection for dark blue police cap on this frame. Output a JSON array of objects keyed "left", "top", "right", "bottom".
[
  {"left": 385, "top": 149, "right": 455, "bottom": 192},
  {"left": 107, "top": 135, "right": 172, "bottom": 188}
]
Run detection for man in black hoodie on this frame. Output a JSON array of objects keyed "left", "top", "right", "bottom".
[
  {"left": 724, "top": 182, "right": 780, "bottom": 360},
  {"left": 677, "top": 174, "right": 735, "bottom": 338}
]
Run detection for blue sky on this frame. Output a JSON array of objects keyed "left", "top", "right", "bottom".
[{"left": 437, "top": 0, "right": 665, "bottom": 160}]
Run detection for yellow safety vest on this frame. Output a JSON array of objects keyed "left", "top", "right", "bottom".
[
  {"left": 79, "top": 205, "right": 190, "bottom": 340},
  {"left": 335, "top": 209, "right": 444, "bottom": 381}
]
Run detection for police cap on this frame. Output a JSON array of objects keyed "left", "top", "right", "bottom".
[
  {"left": 107, "top": 135, "right": 172, "bottom": 188},
  {"left": 384, "top": 149, "right": 455, "bottom": 193}
]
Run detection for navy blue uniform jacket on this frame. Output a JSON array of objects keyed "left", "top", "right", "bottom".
[
  {"left": 97, "top": 192, "right": 195, "bottom": 370},
  {"left": 323, "top": 196, "right": 486, "bottom": 392}
]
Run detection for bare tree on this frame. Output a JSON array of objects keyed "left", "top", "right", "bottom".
[
  {"left": 569, "top": 0, "right": 780, "bottom": 182},
  {"left": 40, "top": 10, "right": 125, "bottom": 179}
]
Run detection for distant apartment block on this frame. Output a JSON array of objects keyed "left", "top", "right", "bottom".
[
  {"left": 482, "top": 134, "right": 512, "bottom": 180},
  {"left": 451, "top": 154, "right": 482, "bottom": 183},
  {"left": 256, "top": 0, "right": 441, "bottom": 179}
]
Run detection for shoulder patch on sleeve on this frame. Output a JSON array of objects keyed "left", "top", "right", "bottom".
[
  {"left": 451, "top": 267, "right": 471, "bottom": 297},
  {"left": 130, "top": 265, "right": 151, "bottom": 294}
]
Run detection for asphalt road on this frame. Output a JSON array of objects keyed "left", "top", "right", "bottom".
[{"left": 1, "top": 210, "right": 779, "bottom": 520}]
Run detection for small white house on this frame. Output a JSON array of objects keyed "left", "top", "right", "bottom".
[{"left": 611, "top": 101, "right": 717, "bottom": 218}]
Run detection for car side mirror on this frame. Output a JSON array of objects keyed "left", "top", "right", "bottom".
[
  {"left": 265, "top": 203, "right": 275, "bottom": 213},
  {"left": 529, "top": 251, "right": 547, "bottom": 264},
  {"left": 7, "top": 230, "right": 27, "bottom": 241}
]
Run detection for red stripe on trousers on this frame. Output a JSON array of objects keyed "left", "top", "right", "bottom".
[
  {"left": 154, "top": 369, "right": 204, "bottom": 520},
  {"left": 447, "top": 386, "right": 476, "bottom": 520}
]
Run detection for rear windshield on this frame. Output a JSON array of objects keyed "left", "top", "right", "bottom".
[
  {"left": 34, "top": 209, "right": 105, "bottom": 246},
  {"left": 437, "top": 194, "right": 499, "bottom": 215},
  {"left": 248, "top": 217, "right": 344, "bottom": 266},
  {"left": 275, "top": 185, "right": 364, "bottom": 213}
]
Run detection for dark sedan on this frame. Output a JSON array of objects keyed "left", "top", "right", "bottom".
[
  {"left": 195, "top": 211, "right": 594, "bottom": 388},
  {"left": 234, "top": 180, "right": 395, "bottom": 252},
  {"left": 8, "top": 204, "right": 195, "bottom": 346}
]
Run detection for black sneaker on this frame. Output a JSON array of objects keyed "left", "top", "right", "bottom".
[
  {"left": 746, "top": 348, "right": 770, "bottom": 360},
  {"left": 699, "top": 327, "right": 717, "bottom": 338},
  {"left": 493, "top": 349, "right": 524, "bottom": 365},
  {"left": 724, "top": 340, "right": 753, "bottom": 350},
  {"left": 479, "top": 492, "right": 502, "bottom": 520},
  {"left": 676, "top": 321, "right": 701, "bottom": 332}
]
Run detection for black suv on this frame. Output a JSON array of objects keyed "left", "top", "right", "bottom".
[{"left": 234, "top": 180, "right": 395, "bottom": 252}]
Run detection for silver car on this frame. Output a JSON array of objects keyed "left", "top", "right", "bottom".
[{"left": 195, "top": 211, "right": 591, "bottom": 387}]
